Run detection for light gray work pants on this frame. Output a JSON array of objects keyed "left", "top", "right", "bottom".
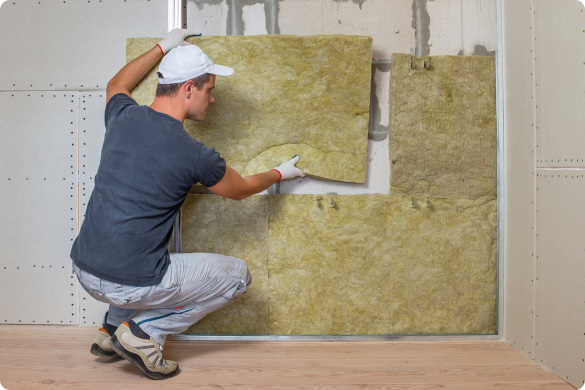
[{"left": 73, "top": 253, "right": 251, "bottom": 345}]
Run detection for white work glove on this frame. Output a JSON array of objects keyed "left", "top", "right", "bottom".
[
  {"left": 272, "top": 155, "right": 306, "bottom": 181},
  {"left": 157, "top": 28, "right": 201, "bottom": 54}
]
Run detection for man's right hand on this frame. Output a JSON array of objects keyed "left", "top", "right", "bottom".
[
  {"left": 272, "top": 155, "right": 306, "bottom": 181},
  {"left": 157, "top": 29, "right": 201, "bottom": 55}
]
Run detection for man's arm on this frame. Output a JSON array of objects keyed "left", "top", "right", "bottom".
[
  {"left": 208, "top": 156, "right": 305, "bottom": 200},
  {"left": 106, "top": 47, "right": 162, "bottom": 104},
  {"left": 106, "top": 28, "right": 200, "bottom": 104},
  {"left": 208, "top": 167, "right": 280, "bottom": 200}
]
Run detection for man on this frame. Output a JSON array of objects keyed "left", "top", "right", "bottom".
[{"left": 70, "top": 29, "right": 305, "bottom": 380}]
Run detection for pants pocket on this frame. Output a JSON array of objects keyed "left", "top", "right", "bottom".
[{"left": 104, "top": 286, "right": 152, "bottom": 306}]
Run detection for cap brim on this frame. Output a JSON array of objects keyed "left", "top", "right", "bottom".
[{"left": 207, "top": 64, "right": 234, "bottom": 76}]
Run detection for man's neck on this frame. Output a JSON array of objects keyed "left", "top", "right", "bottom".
[{"left": 149, "top": 97, "right": 186, "bottom": 123}]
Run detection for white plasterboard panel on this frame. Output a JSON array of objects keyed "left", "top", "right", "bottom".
[
  {"left": 535, "top": 169, "right": 585, "bottom": 389},
  {"left": 0, "top": 0, "right": 167, "bottom": 91},
  {"left": 78, "top": 92, "right": 106, "bottom": 223},
  {"left": 427, "top": 0, "right": 496, "bottom": 56},
  {"left": 278, "top": 0, "right": 415, "bottom": 60},
  {"left": 187, "top": 0, "right": 229, "bottom": 36},
  {"left": 78, "top": 91, "right": 110, "bottom": 326},
  {"left": 501, "top": 0, "right": 536, "bottom": 359},
  {"left": 533, "top": 0, "right": 585, "bottom": 168},
  {"left": 0, "top": 266, "right": 79, "bottom": 325},
  {"left": 0, "top": 92, "right": 78, "bottom": 180},
  {"left": 280, "top": 139, "right": 390, "bottom": 195},
  {"left": 0, "top": 91, "right": 78, "bottom": 324}
]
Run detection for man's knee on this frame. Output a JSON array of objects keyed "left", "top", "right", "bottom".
[{"left": 228, "top": 256, "right": 251, "bottom": 286}]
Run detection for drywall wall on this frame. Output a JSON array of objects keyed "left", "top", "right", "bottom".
[
  {"left": 183, "top": 193, "right": 497, "bottom": 335},
  {"left": 534, "top": 0, "right": 585, "bottom": 168},
  {"left": 532, "top": 1, "right": 585, "bottom": 387},
  {"left": 535, "top": 171, "right": 585, "bottom": 388},
  {"left": 127, "top": 35, "right": 373, "bottom": 183},
  {"left": 0, "top": 0, "right": 168, "bottom": 91},
  {"left": 0, "top": 0, "right": 167, "bottom": 326},
  {"left": 501, "top": 0, "right": 536, "bottom": 360},
  {"left": 78, "top": 92, "right": 110, "bottom": 326},
  {"left": 0, "top": 92, "right": 79, "bottom": 325},
  {"left": 501, "top": 0, "right": 585, "bottom": 387}
]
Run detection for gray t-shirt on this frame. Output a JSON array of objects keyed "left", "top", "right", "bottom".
[{"left": 71, "top": 93, "right": 226, "bottom": 287}]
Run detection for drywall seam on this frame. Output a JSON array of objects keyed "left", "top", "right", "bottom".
[
  {"left": 530, "top": 0, "right": 538, "bottom": 363},
  {"left": 78, "top": 91, "right": 110, "bottom": 326}
]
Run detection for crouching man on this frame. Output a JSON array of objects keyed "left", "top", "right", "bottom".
[{"left": 70, "top": 29, "right": 305, "bottom": 380}]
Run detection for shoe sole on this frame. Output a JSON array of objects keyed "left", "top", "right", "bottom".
[
  {"left": 90, "top": 343, "right": 120, "bottom": 358},
  {"left": 110, "top": 335, "right": 179, "bottom": 380}
]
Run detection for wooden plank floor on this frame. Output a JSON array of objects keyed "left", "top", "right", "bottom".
[{"left": 0, "top": 326, "right": 575, "bottom": 389}]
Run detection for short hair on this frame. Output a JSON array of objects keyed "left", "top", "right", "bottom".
[{"left": 155, "top": 72, "right": 211, "bottom": 98}]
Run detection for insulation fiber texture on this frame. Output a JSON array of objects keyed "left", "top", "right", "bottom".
[
  {"left": 127, "top": 35, "right": 373, "bottom": 183},
  {"left": 182, "top": 195, "right": 269, "bottom": 334},
  {"left": 183, "top": 194, "right": 497, "bottom": 335},
  {"left": 390, "top": 53, "right": 497, "bottom": 199}
]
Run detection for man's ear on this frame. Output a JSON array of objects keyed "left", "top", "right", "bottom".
[{"left": 183, "top": 80, "right": 194, "bottom": 98}]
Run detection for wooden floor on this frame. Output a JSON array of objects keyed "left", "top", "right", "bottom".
[{"left": 0, "top": 326, "right": 575, "bottom": 390}]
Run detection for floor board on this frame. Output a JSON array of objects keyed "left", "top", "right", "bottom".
[{"left": 0, "top": 326, "right": 575, "bottom": 389}]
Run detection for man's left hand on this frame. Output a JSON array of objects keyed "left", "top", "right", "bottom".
[{"left": 157, "top": 29, "right": 201, "bottom": 55}]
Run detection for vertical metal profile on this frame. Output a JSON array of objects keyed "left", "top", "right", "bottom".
[
  {"left": 494, "top": 0, "right": 505, "bottom": 341},
  {"left": 168, "top": 0, "right": 184, "bottom": 31}
]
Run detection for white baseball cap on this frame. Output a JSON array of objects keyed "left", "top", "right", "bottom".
[{"left": 157, "top": 44, "right": 233, "bottom": 85}]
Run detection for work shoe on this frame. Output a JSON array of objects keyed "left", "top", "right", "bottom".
[
  {"left": 111, "top": 321, "right": 179, "bottom": 380},
  {"left": 90, "top": 328, "right": 119, "bottom": 357}
]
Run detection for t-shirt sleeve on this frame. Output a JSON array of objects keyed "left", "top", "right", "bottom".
[
  {"left": 104, "top": 93, "right": 138, "bottom": 127},
  {"left": 195, "top": 145, "right": 226, "bottom": 187}
]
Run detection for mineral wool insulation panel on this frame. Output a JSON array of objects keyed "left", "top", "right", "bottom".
[
  {"left": 127, "top": 35, "right": 372, "bottom": 184},
  {"left": 78, "top": 92, "right": 109, "bottom": 326},
  {"left": 535, "top": 170, "right": 585, "bottom": 389},
  {"left": 182, "top": 195, "right": 270, "bottom": 335},
  {"left": 0, "top": 0, "right": 167, "bottom": 91},
  {"left": 534, "top": 0, "right": 585, "bottom": 168},
  {"left": 390, "top": 53, "right": 497, "bottom": 200},
  {"left": 0, "top": 92, "right": 79, "bottom": 325},
  {"left": 183, "top": 194, "right": 497, "bottom": 336}
]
